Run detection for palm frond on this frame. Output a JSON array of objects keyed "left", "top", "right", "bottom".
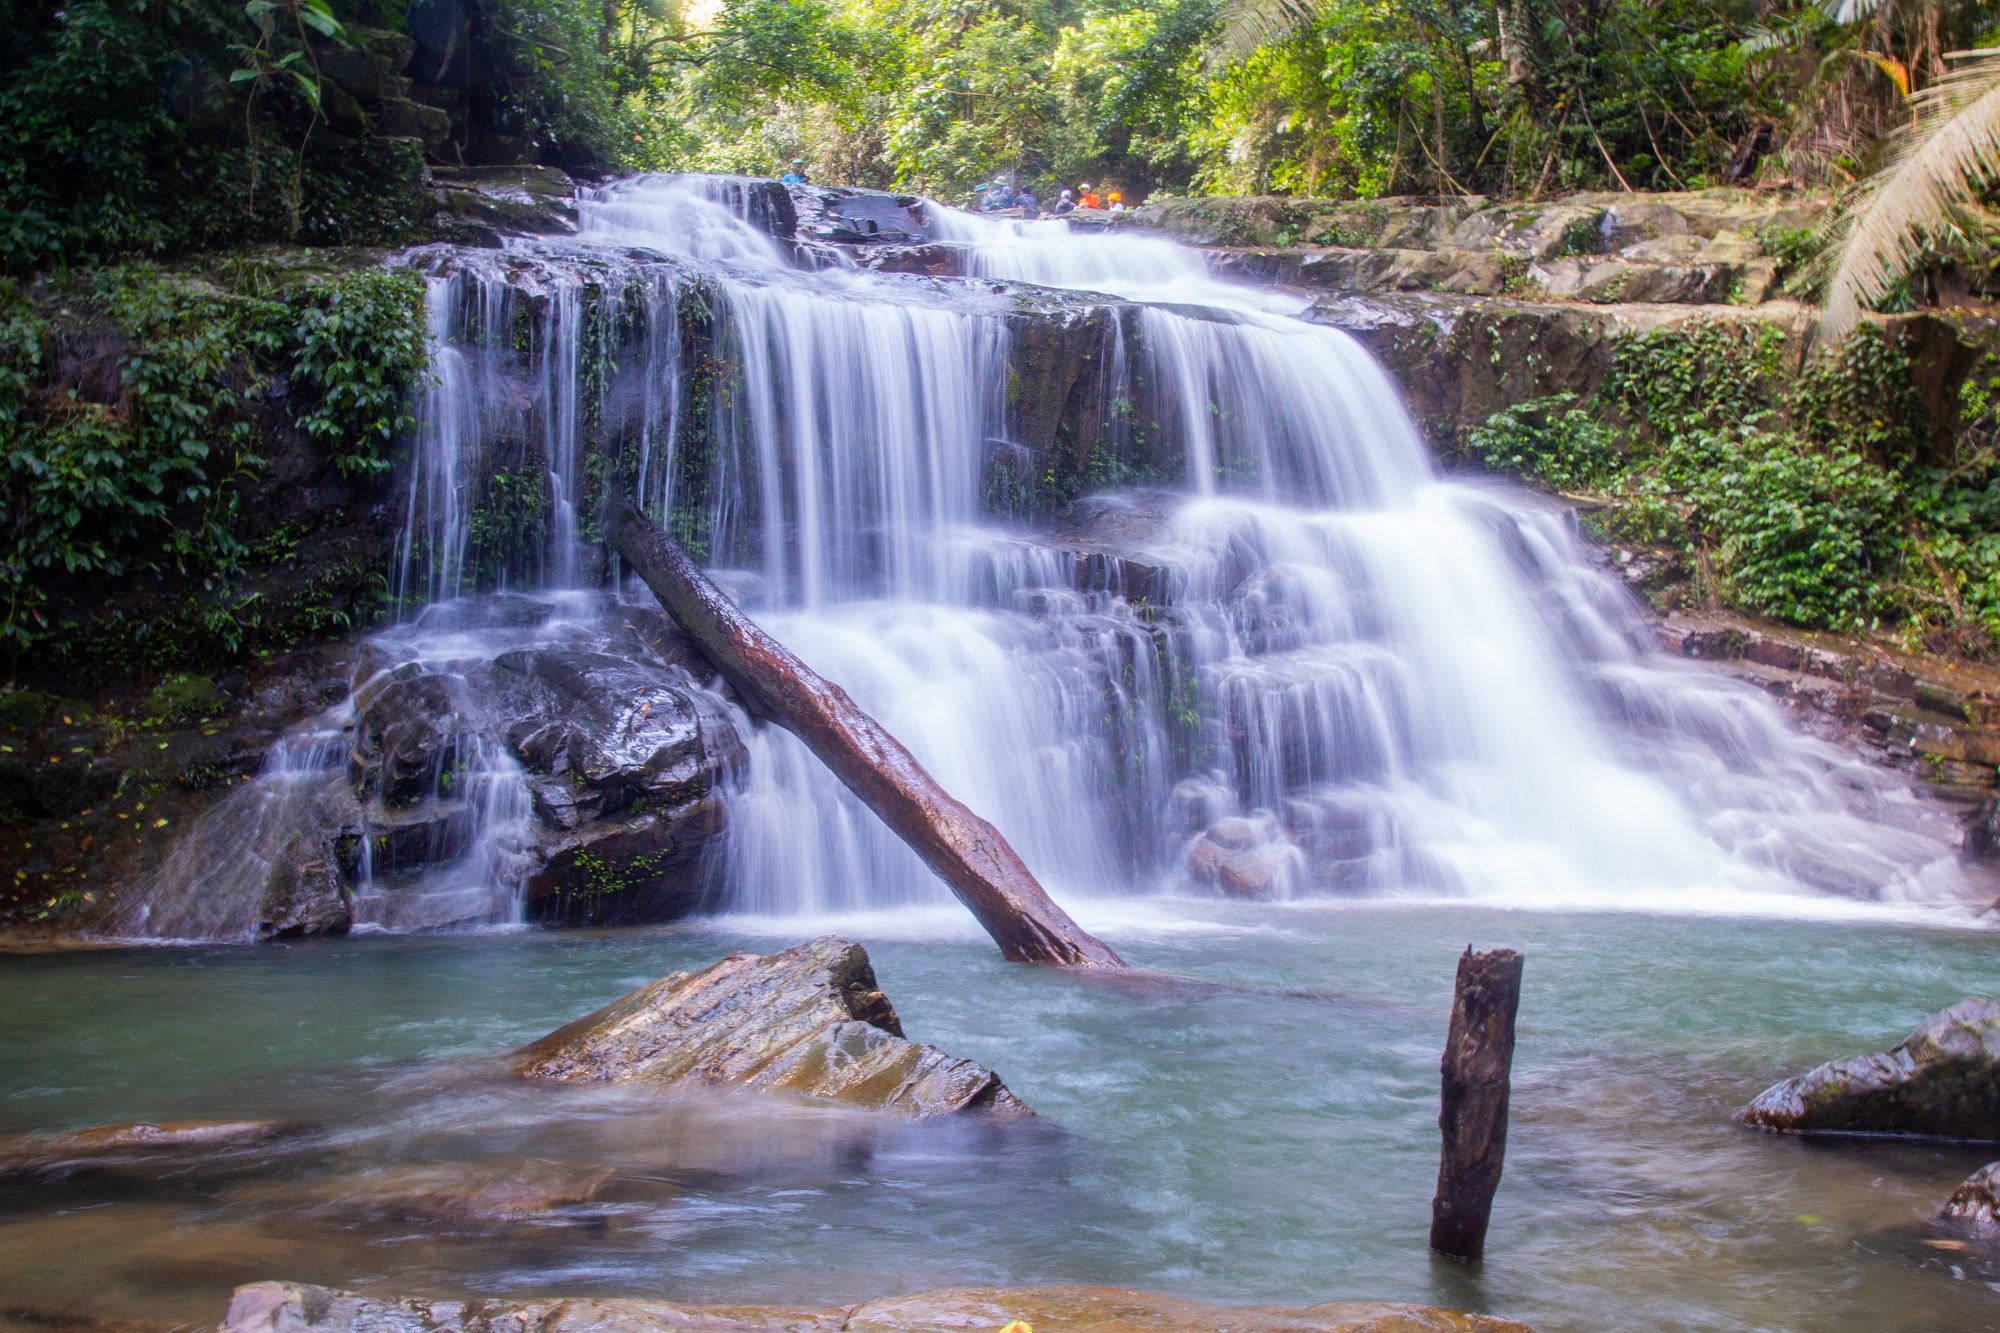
[
  {"left": 1741, "top": 11, "right": 1825, "bottom": 57},
  {"left": 1822, "top": 0, "right": 1885, "bottom": 25},
  {"left": 1823, "top": 51, "right": 2000, "bottom": 340},
  {"left": 1210, "top": 0, "right": 1319, "bottom": 64}
]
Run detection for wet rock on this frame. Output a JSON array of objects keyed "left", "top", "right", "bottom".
[
  {"left": 349, "top": 665, "right": 481, "bottom": 806},
  {"left": 1941, "top": 1160, "right": 2000, "bottom": 1232},
  {"left": 471, "top": 648, "right": 737, "bottom": 822},
  {"left": 257, "top": 824, "right": 355, "bottom": 939},
  {"left": 0, "top": 1120, "right": 308, "bottom": 1175},
  {"left": 525, "top": 796, "right": 723, "bottom": 925},
  {"left": 1736, "top": 997, "right": 2000, "bottom": 1139},
  {"left": 236, "top": 1160, "right": 617, "bottom": 1225},
  {"left": 428, "top": 166, "right": 579, "bottom": 241},
  {"left": 221, "top": 1281, "right": 1536, "bottom": 1333},
  {"left": 512, "top": 936, "right": 1030, "bottom": 1117}
]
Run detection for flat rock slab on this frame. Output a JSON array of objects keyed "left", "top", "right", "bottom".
[
  {"left": 0, "top": 1119, "right": 308, "bottom": 1175},
  {"left": 1737, "top": 996, "right": 2000, "bottom": 1140},
  {"left": 223, "top": 1282, "right": 1536, "bottom": 1333},
  {"left": 511, "top": 936, "right": 1031, "bottom": 1118}
]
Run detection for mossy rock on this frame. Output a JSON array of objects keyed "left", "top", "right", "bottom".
[
  {"left": 140, "top": 675, "right": 228, "bottom": 726},
  {"left": 0, "top": 690, "right": 52, "bottom": 733}
]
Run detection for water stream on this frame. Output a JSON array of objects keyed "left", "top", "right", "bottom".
[{"left": 15, "top": 175, "right": 2000, "bottom": 1332}]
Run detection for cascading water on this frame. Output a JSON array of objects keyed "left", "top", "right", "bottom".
[
  {"left": 561, "top": 177, "right": 1973, "bottom": 921},
  {"left": 136, "top": 172, "right": 1986, "bottom": 940}
]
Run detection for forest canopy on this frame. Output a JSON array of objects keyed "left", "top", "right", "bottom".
[{"left": 1, "top": 0, "right": 1992, "bottom": 269}]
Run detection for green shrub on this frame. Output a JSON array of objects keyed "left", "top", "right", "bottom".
[
  {"left": 1468, "top": 392, "right": 1619, "bottom": 492},
  {"left": 0, "top": 263, "right": 427, "bottom": 654},
  {"left": 1687, "top": 434, "right": 1904, "bottom": 629}
]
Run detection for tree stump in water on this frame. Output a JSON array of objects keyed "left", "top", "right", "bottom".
[
  {"left": 1429, "top": 947, "right": 1523, "bottom": 1262},
  {"left": 601, "top": 491, "right": 1126, "bottom": 969}
]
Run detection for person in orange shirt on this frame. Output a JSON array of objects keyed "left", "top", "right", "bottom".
[{"left": 1079, "top": 182, "right": 1101, "bottom": 209}]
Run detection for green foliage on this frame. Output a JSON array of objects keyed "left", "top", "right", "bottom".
[
  {"left": 1469, "top": 392, "right": 1618, "bottom": 492},
  {"left": 0, "top": 262, "right": 427, "bottom": 657},
  {"left": 290, "top": 269, "right": 429, "bottom": 475},
  {"left": 1685, "top": 430, "right": 1903, "bottom": 626},
  {"left": 468, "top": 467, "right": 552, "bottom": 584},
  {"left": 1477, "top": 320, "right": 2000, "bottom": 643},
  {"left": 0, "top": 1, "right": 427, "bottom": 274}
]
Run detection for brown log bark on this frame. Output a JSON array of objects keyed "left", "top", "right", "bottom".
[
  {"left": 602, "top": 492, "right": 1126, "bottom": 969},
  {"left": 1429, "top": 946, "right": 1523, "bottom": 1262}
]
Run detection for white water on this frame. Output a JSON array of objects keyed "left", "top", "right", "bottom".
[{"left": 211, "top": 172, "right": 1981, "bottom": 938}]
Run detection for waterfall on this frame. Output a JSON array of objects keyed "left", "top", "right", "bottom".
[{"left": 139, "top": 171, "right": 1983, "bottom": 938}]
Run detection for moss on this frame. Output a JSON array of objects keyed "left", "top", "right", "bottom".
[
  {"left": 139, "top": 675, "right": 227, "bottom": 726},
  {"left": 0, "top": 690, "right": 50, "bottom": 732}
]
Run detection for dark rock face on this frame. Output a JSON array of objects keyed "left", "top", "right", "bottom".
[
  {"left": 512, "top": 936, "right": 1031, "bottom": 1117},
  {"left": 1941, "top": 1160, "right": 2000, "bottom": 1232},
  {"left": 220, "top": 1281, "right": 1537, "bottom": 1333},
  {"left": 342, "top": 620, "right": 743, "bottom": 931},
  {"left": 1736, "top": 997, "right": 2000, "bottom": 1140}
]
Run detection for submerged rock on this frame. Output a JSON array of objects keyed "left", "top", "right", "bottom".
[
  {"left": 511, "top": 935, "right": 1030, "bottom": 1117},
  {"left": 0, "top": 1119, "right": 307, "bottom": 1175},
  {"left": 1736, "top": 997, "right": 2000, "bottom": 1140},
  {"left": 233, "top": 1159, "right": 617, "bottom": 1225},
  {"left": 1941, "top": 1160, "right": 2000, "bottom": 1232},
  {"left": 222, "top": 1281, "right": 1537, "bottom": 1333}
]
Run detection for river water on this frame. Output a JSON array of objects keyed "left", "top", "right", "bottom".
[
  {"left": 3, "top": 906, "right": 1998, "bottom": 1333},
  {"left": 9, "top": 176, "right": 2000, "bottom": 1331}
]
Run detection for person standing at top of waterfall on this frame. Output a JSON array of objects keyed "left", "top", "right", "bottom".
[
  {"left": 781, "top": 158, "right": 809, "bottom": 184},
  {"left": 1078, "top": 183, "right": 1101, "bottom": 209},
  {"left": 1107, "top": 191, "right": 1125, "bottom": 211},
  {"left": 1053, "top": 188, "right": 1076, "bottom": 215},
  {"left": 1015, "top": 186, "right": 1039, "bottom": 216}
]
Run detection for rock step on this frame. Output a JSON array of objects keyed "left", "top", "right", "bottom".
[
  {"left": 1660, "top": 612, "right": 2000, "bottom": 800},
  {"left": 1209, "top": 246, "right": 1776, "bottom": 305}
]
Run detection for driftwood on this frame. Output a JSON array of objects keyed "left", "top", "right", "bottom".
[
  {"left": 601, "top": 493, "right": 1126, "bottom": 969},
  {"left": 1429, "top": 946, "right": 1523, "bottom": 1262}
]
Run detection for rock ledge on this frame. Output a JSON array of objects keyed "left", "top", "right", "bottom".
[{"left": 223, "top": 1281, "right": 1536, "bottom": 1333}]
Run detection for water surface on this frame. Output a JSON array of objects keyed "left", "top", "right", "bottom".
[{"left": 4, "top": 902, "right": 1997, "bottom": 1333}]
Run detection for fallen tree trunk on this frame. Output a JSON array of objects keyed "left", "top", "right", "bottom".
[{"left": 602, "top": 493, "right": 1126, "bottom": 969}]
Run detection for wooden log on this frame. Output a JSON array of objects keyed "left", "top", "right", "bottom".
[
  {"left": 601, "top": 492, "right": 1127, "bottom": 969},
  {"left": 1429, "top": 946, "right": 1524, "bottom": 1262}
]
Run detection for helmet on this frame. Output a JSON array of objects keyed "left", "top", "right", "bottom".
[
  {"left": 1079, "top": 182, "right": 1092, "bottom": 189},
  {"left": 1060, "top": 189, "right": 1073, "bottom": 198},
  {"left": 1109, "top": 192, "right": 1122, "bottom": 200},
  {"left": 792, "top": 158, "right": 805, "bottom": 165}
]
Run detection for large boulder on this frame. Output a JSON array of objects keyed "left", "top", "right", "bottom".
[
  {"left": 1736, "top": 997, "right": 2000, "bottom": 1139},
  {"left": 467, "top": 647, "right": 734, "bottom": 830},
  {"left": 222, "top": 1281, "right": 1537, "bottom": 1333},
  {"left": 511, "top": 936, "right": 1030, "bottom": 1118}
]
